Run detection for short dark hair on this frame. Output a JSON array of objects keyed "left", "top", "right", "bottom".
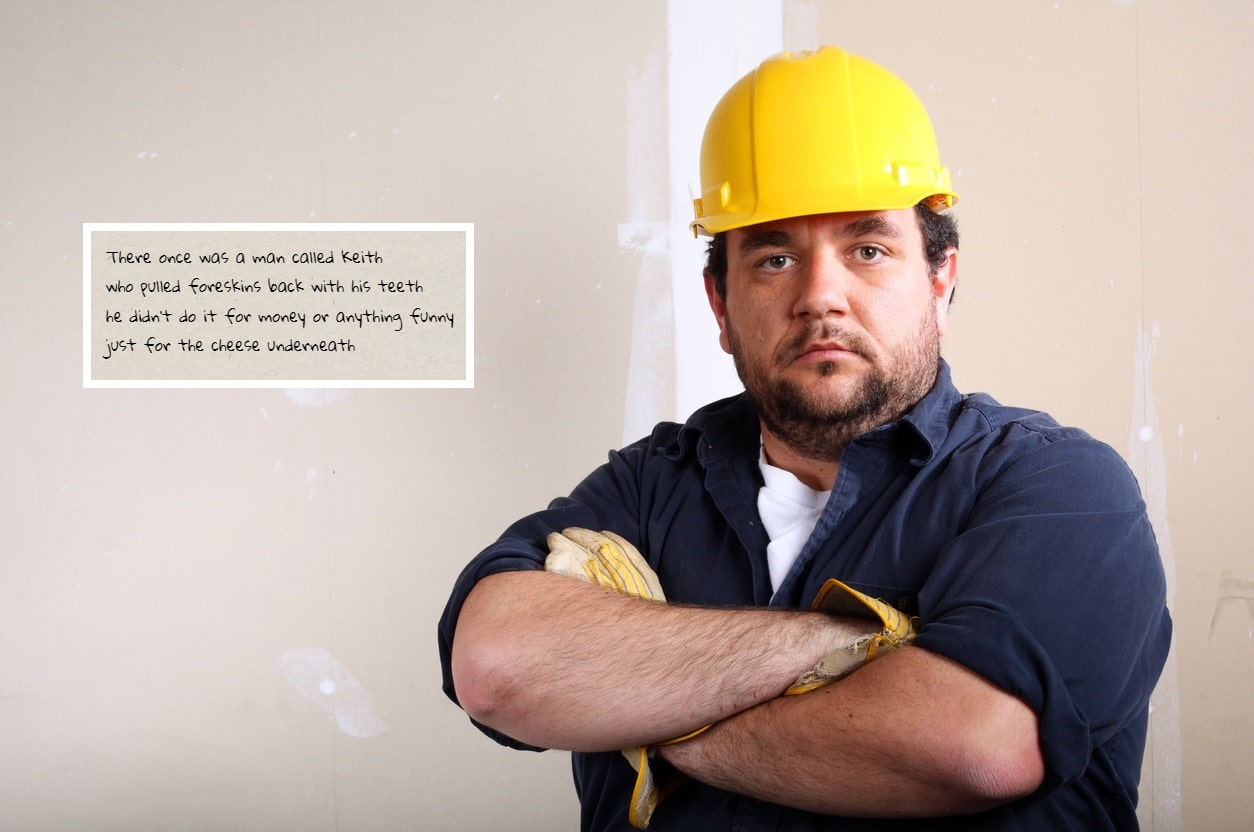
[{"left": 704, "top": 201, "right": 959, "bottom": 299}]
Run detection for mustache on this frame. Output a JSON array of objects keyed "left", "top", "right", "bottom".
[{"left": 774, "top": 322, "right": 872, "bottom": 366}]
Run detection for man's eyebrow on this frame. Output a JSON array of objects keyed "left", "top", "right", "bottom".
[
  {"left": 735, "top": 229, "right": 794, "bottom": 256},
  {"left": 840, "top": 215, "right": 905, "bottom": 239}
]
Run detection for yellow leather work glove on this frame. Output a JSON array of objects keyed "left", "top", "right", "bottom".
[
  {"left": 544, "top": 528, "right": 691, "bottom": 828},
  {"left": 786, "top": 578, "right": 919, "bottom": 695},
  {"left": 544, "top": 527, "right": 666, "bottom": 601}
]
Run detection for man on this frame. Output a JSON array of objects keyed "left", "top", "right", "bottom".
[{"left": 438, "top": 46, "right": 1171, "bottom": 831}]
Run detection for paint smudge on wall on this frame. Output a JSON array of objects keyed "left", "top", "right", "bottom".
[{"left": 278, "top": 647, "right": 390, "bottom": 738}]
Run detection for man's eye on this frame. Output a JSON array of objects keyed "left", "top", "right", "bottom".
[
  {"left": 761, "top": 254, "right": 794, "bottom": 270},
  {"left": 854, "top": 246, "right": 883, "bottom": 262}
]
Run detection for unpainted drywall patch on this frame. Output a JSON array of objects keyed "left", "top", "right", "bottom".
[{"left": 279, "top": 647, "right": 390, "bottom": 738}]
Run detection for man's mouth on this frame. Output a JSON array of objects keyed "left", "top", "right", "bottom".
[
  {"left": 778, "top": 327, "right": 867, "bottom": 367},
  {"left": 799, "top": 341, "right": 853, "bottom": 358}
]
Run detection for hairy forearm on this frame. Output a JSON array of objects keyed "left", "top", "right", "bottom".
[
  {"left": 450, "top": 570, "right": 867, "bottom": 752},
  {"left": 658, "top": 647, "right": 1045, "bottom": 817}
]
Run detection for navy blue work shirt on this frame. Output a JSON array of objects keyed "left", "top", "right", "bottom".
[{"left": 437, "top": 361, "right": 1172, "bottom": 831}]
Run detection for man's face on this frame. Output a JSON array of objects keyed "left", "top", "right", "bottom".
[{"left": 705, "top": 208, "right": 958, "bottom": 463}]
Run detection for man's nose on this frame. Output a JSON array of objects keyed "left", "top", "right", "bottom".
[{"left": 792, "top": 252, "right": 851, "bottom": 320}]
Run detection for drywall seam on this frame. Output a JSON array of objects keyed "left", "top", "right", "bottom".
[{"left": 1127, "top": 1, "right": 1181, "bottom": 822}]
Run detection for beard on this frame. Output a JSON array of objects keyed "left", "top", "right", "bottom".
[{"left": 729, "top": 310, "right": 940, "bottom": 463}]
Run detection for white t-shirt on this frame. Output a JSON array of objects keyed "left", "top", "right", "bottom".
[{"left": 757, "top": 446, "right": 831, "bottom": 594}]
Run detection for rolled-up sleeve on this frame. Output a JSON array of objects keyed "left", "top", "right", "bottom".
[{"left": 912, "top": 432, "right": 1171, "bottom": 792}]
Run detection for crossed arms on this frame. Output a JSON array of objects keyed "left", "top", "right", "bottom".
[{"left": 450, "top": 568, "right": 1045, "bottom": 818}]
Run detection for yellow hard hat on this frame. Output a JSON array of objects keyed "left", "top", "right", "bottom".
[{"left": 691, "top": 46, "right": 957, "bottom": 237}]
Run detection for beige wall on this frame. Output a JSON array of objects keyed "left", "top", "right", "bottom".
[{"left": 1, "top": 1, "right": 1248, "bottom": 829}]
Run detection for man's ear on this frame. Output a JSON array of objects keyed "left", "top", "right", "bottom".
[
  {"left": 703, "top": 271, "right": 733, "bottom": 355},
  {"left": 932, "top": 247, "right": 959, "bottom": 337}
]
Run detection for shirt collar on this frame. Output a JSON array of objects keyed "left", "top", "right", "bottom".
[
  {"left": 670, "top": 393, "right": 760, "bottom": 465},
  {"left": 898, "top": 359, "right": 964, "bottom": 466}
]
